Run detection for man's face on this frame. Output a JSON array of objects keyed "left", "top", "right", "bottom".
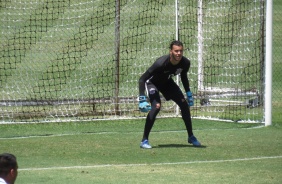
[{"left": 170, "top": 45, "right": 183, "bottom": 65}]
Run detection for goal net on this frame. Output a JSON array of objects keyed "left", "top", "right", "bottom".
[{"left": 0, "top": 0, "right": 265, "bottom": 123}]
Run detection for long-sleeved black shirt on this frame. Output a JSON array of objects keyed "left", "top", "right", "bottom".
[{"left": 139, "top": 54, "right": 191, "bottom": 96}]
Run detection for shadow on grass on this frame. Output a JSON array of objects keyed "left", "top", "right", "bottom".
[{"left": 155, "top": 144, "right": 207, "bottom": 148}]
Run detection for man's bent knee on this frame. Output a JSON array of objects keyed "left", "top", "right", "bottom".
[{"left": 156, "top": 103, "right": 161, "bottom": 109}]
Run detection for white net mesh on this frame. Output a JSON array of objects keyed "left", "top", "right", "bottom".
[{"left": 0, "top": 0, "right": 265, "bottom": 123}]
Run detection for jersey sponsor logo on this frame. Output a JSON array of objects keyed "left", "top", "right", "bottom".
[
  {"left": 167, "top": 68, "right": 183, "bottom": 79},
  {"left": 175, "top": 68, "right": 183, "bottom": 75},
  {"left": 168, "top": 74, "right": 174, "bottom": 79}
]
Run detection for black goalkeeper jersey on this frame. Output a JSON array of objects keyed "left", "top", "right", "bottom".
[{"left": 139, "top": 54, "right": 191, "bottom": 96}]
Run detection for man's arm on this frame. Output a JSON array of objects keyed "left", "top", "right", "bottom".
[
  {"left": 138, "top": 70, "right": 152, "bottom": 112},
  {"left": 181, "top": 72, "right": 190, "bottom": 92},
  {"left": 139, "top": 70, "right": 151, "bottom": 96},
  {"left": 181, "top": 73, "right": 194, "bottom": 106},
  {"left": 181, "top": 58, "right": 194, "bottom": 106},
  {"left": 138, "top": 58, "right": 163, "bottom": 96}
]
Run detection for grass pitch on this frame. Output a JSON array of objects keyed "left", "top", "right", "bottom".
[{"left": 0, "top": 118, "right": 281, "bottom": 184}]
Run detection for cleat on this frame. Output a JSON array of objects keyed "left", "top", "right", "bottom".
[
  {"left": 140, "top": 139, "right": 152, "bottom": 149},
  {"left": 188, "top": 135, "right": 201, "bottom": 147}
]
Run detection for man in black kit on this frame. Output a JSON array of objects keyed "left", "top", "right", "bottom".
[{"left": 138, "top": 40, "right": 201, "bottom": 149}]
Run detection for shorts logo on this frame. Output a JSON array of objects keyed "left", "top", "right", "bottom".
[{"left": 149, "top": 88, "right": 156, "bottom": 94}]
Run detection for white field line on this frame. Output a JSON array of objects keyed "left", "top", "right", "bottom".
[
  {"left": 0, "top": 125, "right": 265, "bottom": 140},
  {"left": 19, "top": 155, "right": 282, "bottom": 171}
]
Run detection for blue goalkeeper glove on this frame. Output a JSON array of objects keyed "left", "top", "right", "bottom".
[
  {"left": 138, "top": 96, "right": 151, "bottom": 112},
  {"left": 186, "top": 91, "right": 194, "bottom": 106}
]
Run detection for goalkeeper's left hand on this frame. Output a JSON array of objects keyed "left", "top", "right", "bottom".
[
  {"left": 186, "top": 91, "right": 194, "bottom": 106},
  {"left": 138, "top": 96, "right": 151, "bottom": 112}
]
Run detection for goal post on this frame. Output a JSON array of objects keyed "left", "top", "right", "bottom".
[
  {"left": 0, "top": 0, "right": 267, "bottom": 123},
  {"left": 264, "top": 0, "right": 273, "bottom": 126},
  {"left": 197, "top": 0, "right": 204, "bottom": 92}
]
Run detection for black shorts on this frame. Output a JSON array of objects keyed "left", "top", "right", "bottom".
[{"left": 146, "top": 79, "right": 184, "bottom": 101}]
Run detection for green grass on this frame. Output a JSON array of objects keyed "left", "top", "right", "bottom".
[{"left": 0, "top": 118, "right": 281, "bottom": 184}]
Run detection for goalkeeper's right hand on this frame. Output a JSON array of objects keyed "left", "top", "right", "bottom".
[{"left": 138, "top": 96, "right": 151, "bottom": 112}]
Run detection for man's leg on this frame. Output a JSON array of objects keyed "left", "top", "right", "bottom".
[
  {"left": 158, "top": 81, "right": 201, "bottom": 146},
  {"left": 142, "top": 88, "right": 161, "bottom": 141},
  {"left": 173, "top": 95, "right": 201, "bottom": 146},
  {"left": 172, "top": 94, "right": 194, "bottom": 137},
  {"left": 164, "top": 81, "right": 194, "bottom": 137}
]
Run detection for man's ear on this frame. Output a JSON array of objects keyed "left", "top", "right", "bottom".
[{"left": 10, "top": 168, "right": 17, "bottom": 177}]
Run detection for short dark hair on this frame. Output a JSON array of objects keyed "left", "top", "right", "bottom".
[
  {"left": 170, "top": 40, "right": 183, "bottom": 50},
  {"left": 0, "top": 153, "right": 18, "bottom": 177}
]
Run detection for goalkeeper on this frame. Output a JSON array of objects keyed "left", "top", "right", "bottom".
[{"left": 138, "top": 40, "right": 201, "bottom": 149}]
